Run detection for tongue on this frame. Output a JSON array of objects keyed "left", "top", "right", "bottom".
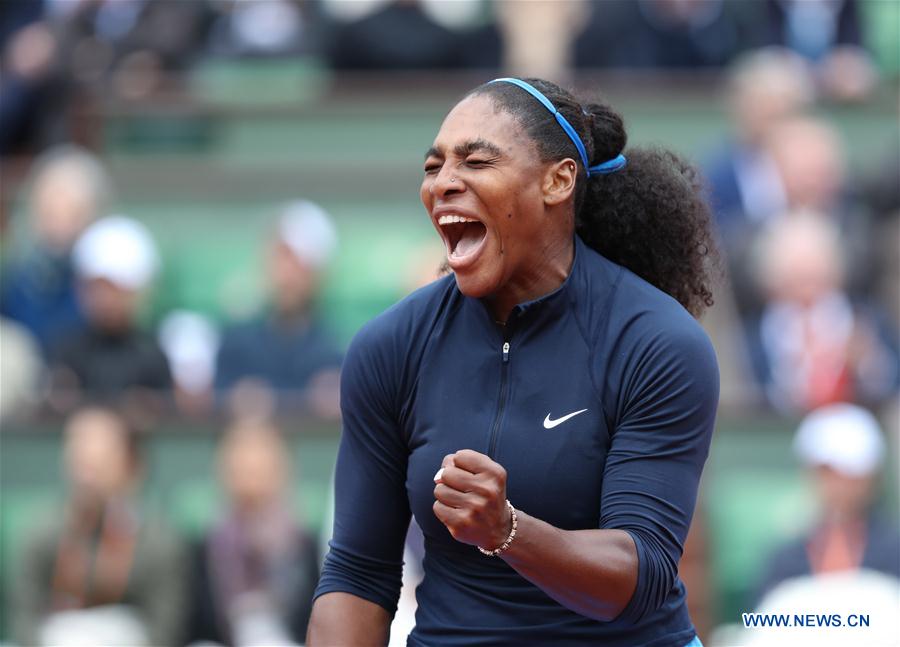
[{"left": 454, "top": 223, "right": 486, "bottom": 257}]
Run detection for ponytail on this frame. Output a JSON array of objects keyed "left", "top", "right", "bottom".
[{"left": 577, "top": 142, "right": 718, "bottom": 318}]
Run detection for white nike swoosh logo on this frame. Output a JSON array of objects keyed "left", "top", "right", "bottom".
[{"left": 543, "top": 409, "right": 588, "bottom": 429}]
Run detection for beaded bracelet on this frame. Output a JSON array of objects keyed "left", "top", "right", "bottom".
[{"left": 478, "top": 499, "right": 517, "bottom": 557}]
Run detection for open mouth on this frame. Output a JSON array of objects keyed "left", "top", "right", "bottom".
[{"left": 438, "top": 214, "right": 488, "bottom": 260}]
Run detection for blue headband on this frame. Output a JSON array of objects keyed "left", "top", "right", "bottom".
[{"left": 487, "top": 78, "right": 626, "bottom": 177}]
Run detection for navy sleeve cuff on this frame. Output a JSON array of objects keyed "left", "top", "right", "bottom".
[
  {"left": 614, "top": 528, "right": 677, "bottom": 624},
  {"left": 313, "top": 542, "right": 404, "bottom": 616}
]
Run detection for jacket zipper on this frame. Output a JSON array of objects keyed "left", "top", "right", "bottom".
[{"left": 487, "top": 339, "right": 511, "bottom": 459}]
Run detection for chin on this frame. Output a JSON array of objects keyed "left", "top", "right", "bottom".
[{"left": 452, "top": 267, "right": 501, "bottom": 300}]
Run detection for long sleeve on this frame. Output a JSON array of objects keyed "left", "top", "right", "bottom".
[
  {"left": 313, "top": 320, "right": 411, "bottom": 614},
  {"left": 599, "top": 318, "right": 719, "bottom": 624}
]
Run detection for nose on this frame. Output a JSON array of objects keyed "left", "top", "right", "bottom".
[{"left": 429, "top": 165, "right": 464, "bottom": 199}]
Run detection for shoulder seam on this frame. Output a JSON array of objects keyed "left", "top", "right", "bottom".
[
  {"left": 571, "top": 264, "right": 625, "bottom": 433},
  {"left": 397, "top": 280, "right": 462, "bottom": 441}
]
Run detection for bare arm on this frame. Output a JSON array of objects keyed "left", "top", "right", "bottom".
[
  {"left": 307, "top": 592, "right": 392, "bottom": 646},
  {"left": 500, "top": 513, "right": 637, "bottom": 621}
]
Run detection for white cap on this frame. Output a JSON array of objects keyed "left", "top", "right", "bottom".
[
  {"left": 793, "top": 403, "right": 885, "bottom": 477},
  {"left": 72, "top": 215, "right": 160, "bottom": 290},
  {"left": 276, "top": 200, "right": 338, "bottom": 270}
]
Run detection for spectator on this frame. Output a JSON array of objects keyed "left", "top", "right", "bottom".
[
  {"left": 185, "top": 419, "right": 319, "bottom": 646},
  {"left": 764, "top": 116, "right": 875, "bottom": 300},
  {"left": 0, "top": 13, "right": 67, "bottom": 155},
  {"left": 724, "top": 114, "right": 876, "bottom": 321},
  {"left": 703, "top": 48, "right": 813, "bottom": 253},
  {"left": 1, "top": 145, "right": 112, "bottom": 353},
  {"left": 48, "top": 215, "right": 171, "bottom": 412},
  {"left": 215, "top": 201, "right": 342, "bottom": 418},
  {"left": 755, "top": 403, "right": 899, "bottom": 601},
  {"left": 747, "top": 212, "right": 898, "bottom": 413},
  {"left": 12, "top": 406, "right": 186, "bottom": 647}
]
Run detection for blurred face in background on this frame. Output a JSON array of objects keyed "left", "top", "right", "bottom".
[
  {"left": 29, "top": 150, "right": 108, "bottom": 254},
  {"left": 219, "top": 424, "right": 289, "bottom": 514},
  {"left": 80, "top": 277, "right": 142, "bottom": 333},
  {"left": 64, "top": 408, "right": 137, "bottom": 503},
  {"left": 759, "top": 212, "right": 844, "bottom": 307},
  {"left": 813, "top": 465, "right": 877, "bottom": 522},
  {"left": 728, "top": 54, "right": 812, "bottom": 145},
  {"left": 268, "top": 239, "right": 319, "bottom": 316},
  {"left": 767, "top": 119, "right": 845, "bottom": 211}
]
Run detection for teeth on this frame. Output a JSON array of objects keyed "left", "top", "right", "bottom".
[{"left": 437, "top": 214, "right": 477, "bottom": 225}]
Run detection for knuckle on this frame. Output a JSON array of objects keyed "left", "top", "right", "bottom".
[{"left": 480, "top": 476, "right": 500, "bottom": 497}]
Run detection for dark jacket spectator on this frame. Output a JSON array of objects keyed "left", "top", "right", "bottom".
[
  {"left": 215, "top": 201, "right": 342, "bottom": 418},
  {"left": 755, "top": 404, "right": 899, "bottom": 604},
  {"left": 1, "top": 146, "right": 112, "bottom": 353},
  {"left": 48, "top": 216, "right": 172, "bottom": 409}
]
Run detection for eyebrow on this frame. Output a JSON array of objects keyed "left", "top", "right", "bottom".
[{"left": 424, "top": 138, "right": 503, "bottom": 160}]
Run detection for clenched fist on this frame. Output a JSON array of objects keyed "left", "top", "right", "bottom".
[{"left": 432, "top": 449, "right": 513, "bottom": 551}]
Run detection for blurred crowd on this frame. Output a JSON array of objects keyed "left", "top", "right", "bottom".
[
  {"left": 0, "top": 0, "right": 892, "bottom": 156},
  {"left": 11, "top": 408, "right": 319, "bottom": 646},
  {"left": 1, "top": 0, "right": 898, "bottom": 646},
  {"left": 705, "top": 47, "right": 899, "bottom": 416},
  {"left": 0, "top": 152, "right": 344, "bottom": 423}
]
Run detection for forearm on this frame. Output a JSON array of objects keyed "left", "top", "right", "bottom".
[
  {"left": 307, "top": 592, "right": 392, "bottom": 646},
  {"left": 499, "top": 511, "right": 638, "bottom": 622}
]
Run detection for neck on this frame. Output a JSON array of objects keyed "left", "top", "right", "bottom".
[
  {"left": 488, "top": 235, "right": 574, "bottom": 323},
  {"left": 273, "top": 302, "right": 310, "bottom": 325}
]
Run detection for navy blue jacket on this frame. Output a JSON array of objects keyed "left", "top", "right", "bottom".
[{"left": 315, "top": 237, "right": 719, "bottom": 646}]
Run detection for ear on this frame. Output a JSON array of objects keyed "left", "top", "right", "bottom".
[{"left": 542, "top": 158, "right": 578, "bottom": 206}]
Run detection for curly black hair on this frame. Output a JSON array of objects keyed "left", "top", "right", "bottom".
[{"left": 471, "top": 79, "right": 719, "bottom": 318}]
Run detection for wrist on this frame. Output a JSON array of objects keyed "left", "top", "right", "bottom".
[{"left": 478, "top": 499, "right": 517, "bottom": 557}]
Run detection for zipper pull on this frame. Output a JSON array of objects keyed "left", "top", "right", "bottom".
[{"left": 502, "top": 342, "right": 510, "bottom": 363}]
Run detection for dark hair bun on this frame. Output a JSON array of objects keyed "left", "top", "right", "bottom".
[{"left": 582, "top": 103, "right": 627, "bottom": 165}]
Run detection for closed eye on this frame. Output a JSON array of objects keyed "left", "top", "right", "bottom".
[
  {"left": 465, "top": 156, "right": 499, "bottom": 169},
  {"left": 424, "top": 160, "right": 442, "bottom": 174}
]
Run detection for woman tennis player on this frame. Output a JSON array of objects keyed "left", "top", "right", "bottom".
[{"left": 308, "top": 77, "right": 719, "bottom": 647}]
